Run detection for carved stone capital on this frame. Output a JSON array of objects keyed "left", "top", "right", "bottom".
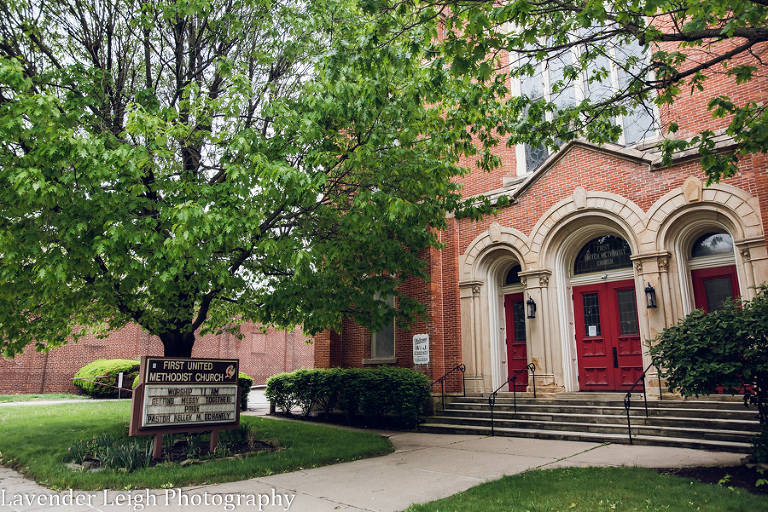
[
  {"left": 740, "top": 247, "right": 751, "bottom": 261},
  {"left": 518, "top": 268, "right": 552, "bottom": 289},
  {"left": 658, "top": 255, "right": 669, "bottom": 272}
]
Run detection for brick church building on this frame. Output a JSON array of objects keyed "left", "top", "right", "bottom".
[{"left": 313, "top": 36, "right": 768, "bottom": 396}]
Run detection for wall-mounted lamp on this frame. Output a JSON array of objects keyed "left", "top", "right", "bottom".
[
  {"left": 526, "top": 297, "right": 537, "bottom": 319},
  {"left": 645, "top": 283, "right": 657, "bottom": 309}
]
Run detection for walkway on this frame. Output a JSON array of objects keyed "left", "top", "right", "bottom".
[{"left": 0, "top": 422, "right": 743, "bottom": 512}]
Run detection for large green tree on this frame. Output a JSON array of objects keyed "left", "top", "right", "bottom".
[
  {"left": 0, "top": 0, "right": 490, "bottom": 357},
  {"left": 404, "top": 0, "right": 768, "bottom": 183}
]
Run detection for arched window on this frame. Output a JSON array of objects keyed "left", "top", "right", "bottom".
[
  {"left": 505, "top": 264, "right": 523, "bottom": 285},
  {"left": 691, "top": 232, "right": 734, "bottom": 258},
  {"left": 688, "top": 231, "right": 739, "bottom": 313},
  {"left": 574, "top": 235, "right": 632, "bottom": 275}
]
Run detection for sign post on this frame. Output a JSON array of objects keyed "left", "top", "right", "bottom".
[{"left": 130, "top": 357, "right": 240, "bottom": 457}]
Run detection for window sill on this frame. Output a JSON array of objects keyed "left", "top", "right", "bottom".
[{"left": 362, "top": 357, "right": 397, "bottom": 366}]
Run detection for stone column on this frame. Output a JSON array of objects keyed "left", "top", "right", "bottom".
[
  {"left": 735, "top": 236, "right": 768, "bottom": 299},
  {"left": 518, "top": 269, "right": 562, "bottom": 394},
  {"left": 631, "top": 251, "right": 670, "bottom": 398},
  {"left": 459, "top": 280, "right": 488, "bottom": 393}
]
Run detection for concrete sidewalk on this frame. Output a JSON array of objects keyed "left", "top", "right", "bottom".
[{"left": 0, "top": 424, "right": 744, "bottom": 512}]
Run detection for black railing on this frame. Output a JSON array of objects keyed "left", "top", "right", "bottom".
[
  {"left": 623, "top": 362, "right": 663, "bottom": 444},
  {"left": 488, "top": 363, "right": 536, "bottom": 436},
  {"left": 431, "top": 364, "right": 466, "bottom": 411}
]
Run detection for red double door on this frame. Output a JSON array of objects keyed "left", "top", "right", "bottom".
[
  {"left": 504, "top": 293, "right": 529, "bottom": 391},
  {"left": 573, "top": 280, "right": 643, "bottom": 391}
]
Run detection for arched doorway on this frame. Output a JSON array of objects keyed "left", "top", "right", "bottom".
[
  {"left": 571, "top": 235, "right": 643, "bottom": 391},
  {"left": 502, "top": 264, "right": 528, "bottom": 391},
  {"left": 689, "top": 232, "right": 740, "bottom": 312}
]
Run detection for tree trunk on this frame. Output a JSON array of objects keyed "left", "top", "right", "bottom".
[{"left": 159, "top": 330, "right": 196, "bottom": 357}]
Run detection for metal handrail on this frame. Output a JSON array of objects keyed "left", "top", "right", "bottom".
[
  {"left": 623, "top": 362, "right": 663, "bottom": 444},
  {"left": 430, "top": 364, "right": 466, "bottom": 411},
  {"left": 488, "top": 363, "right": 536, "bottom": 436}
]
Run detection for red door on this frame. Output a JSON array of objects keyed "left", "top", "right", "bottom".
[
  {"left": 573, "top": 280, "right": 643, "bottom": 391},
  {"left": 504, "top": 293, "right": 528, "bottom": 391},
  {"left": 692, "top": 265, "right": 743, "bottom": 393},
  {"left": 691, "top": 265, "right": 740, "bottom": 312}
]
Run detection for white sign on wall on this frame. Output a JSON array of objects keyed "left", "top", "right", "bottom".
[{"left": 413, "top": 334, "right": 429, "bottom": 365}]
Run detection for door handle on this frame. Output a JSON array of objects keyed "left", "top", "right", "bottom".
[{"left": 612, "top": 347, "right": 619, "bottom": 368}]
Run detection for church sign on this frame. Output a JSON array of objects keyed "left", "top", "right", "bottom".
[{"left": 130, "top": 357, "right": 240, "bottom": 438}]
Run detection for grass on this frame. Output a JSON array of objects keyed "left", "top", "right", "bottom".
[
  {"left": 404, "top": 466, "right": 768, "bottom": 512},
  {"left": 0, "top": 401, "right": 392, "bottom": 491},
  {"left": 0, "top": 393, "right": 86, "bottom": 403}
]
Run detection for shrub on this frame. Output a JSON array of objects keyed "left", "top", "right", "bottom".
[
  {"left": 651, "top": 285, "right": 768, "bottom": 462},
  {"left": 752, "top": 429, "right": 768, "bottom": 464},
  {"left": 73, "top": 359, "right": 140, "bottom": 398},
  {"left": 265, "top": 367, "right": 431, "bottom": 428},
  {"left": 650, "top": 286, "right": 768, "bottom": 429},
  {"left": 238, "top": 372, "right": 254, "bottom": 411}
]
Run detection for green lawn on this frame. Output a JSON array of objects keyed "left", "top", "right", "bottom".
[
  {"left": 404, "top": 466, "right": 768, "bottom": 512},
  {"left": 0, "top": 401, "right": 392, "bottom": 491},
  {"left": 0, "top": 393, "right": 86, "bottom": 403}
]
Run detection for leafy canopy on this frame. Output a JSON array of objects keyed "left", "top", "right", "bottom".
[
  {"left": 401, "top": 0, "right": 768, "bottom": 183},
  {"left": 0, "top": 0, "right": 496, "bottom": 356}
]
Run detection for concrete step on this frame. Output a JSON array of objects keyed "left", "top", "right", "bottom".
[
  {"left": 444, "top": 402, "right": 758, "bottom": 420},
  {"left": 418, "top": 422, "right": 753, "bottom": 453},
  {"left": 460, "top": 396, "right": 749, "bottom": 411},
  {"left": 426, "top": 415, "right": 756, "bottom": 442},
  {"left": 423, "top": 394, "right": 759, "bottom": 452},
  {"left": 437, "top": 408, "right": 761, "bottom": 432}
]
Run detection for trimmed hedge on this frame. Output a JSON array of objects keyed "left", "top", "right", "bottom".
[
  {"left": 238, "top": 372, "right": 254, "bottom": 411},
  {"left": 73, "top": 359, "right": 140, "bottom": 398},
  {"left": 265, "top": 367, "right": 431, "bottom": 428}
]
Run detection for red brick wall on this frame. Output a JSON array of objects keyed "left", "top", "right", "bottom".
[
  {"left": 0, "top": 323, "right": 313, "bottom": 394},
  {"left": 314, "top": 40, "right": 768, "bottom": 395}
]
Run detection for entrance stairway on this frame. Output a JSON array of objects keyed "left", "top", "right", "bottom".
[{"left": 420, "top": 393, "right": 761, "bottom": 452}]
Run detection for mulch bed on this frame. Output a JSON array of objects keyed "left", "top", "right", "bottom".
[
  {"left": 656, "top": 465, "right": 768, "bottom": 495},
  {"left": 156, "top": 437, "right": 278, "bottom": 466}
]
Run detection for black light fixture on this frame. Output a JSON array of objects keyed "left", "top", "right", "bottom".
[
  {"left": 526, "top": 296, "right": 537, "bottom": 319},
  {"left": 645, "top": 283, "right": 657, "bottom": 309}
]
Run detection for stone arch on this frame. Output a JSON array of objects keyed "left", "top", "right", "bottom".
[
  {"left": 531, "top": 188, "right": 646, "bottom": 268},
  {"left": 526, "top": 188, "right": 648, "bottom": 391},
  {"left": 458, "top": 223, "right": 532, "bottom": 392},
  {"left": 460, "top": 223, "right": 532, "bottom": 283},
  {"left": 650, "top": 179, "right": 767, "bottom": 316},
  {"left": 650, "top": 180, "right": 763, "bottom": 249}
]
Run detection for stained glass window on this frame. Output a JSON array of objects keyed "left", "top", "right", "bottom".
[{"left": 574, "top": 235, "right": 632, "bottom": 275}]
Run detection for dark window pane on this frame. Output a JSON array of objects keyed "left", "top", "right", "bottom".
[
  {"left": 513, "top": 301, "right": 527, "bottom": 341},
  {"left": 616, "top": 289, "right": 639, "bottom": 335},
  {"left": 691, "top": 233, "right": 734, "bottom": 258},
  {"left": 574, "top": 235, "right": 633, "bottom": 275},
  {"left": 371, "top": 295, "right": 395, "bottom": 358},
  {"left": 704, "top": 278, "right": 733, "bottom": 312},
  {"left": 505, "top": 264, "right": 522, "bottom": 285},
  {"left": 582, "top": 293, "right": 601, "bottom": 337}
]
